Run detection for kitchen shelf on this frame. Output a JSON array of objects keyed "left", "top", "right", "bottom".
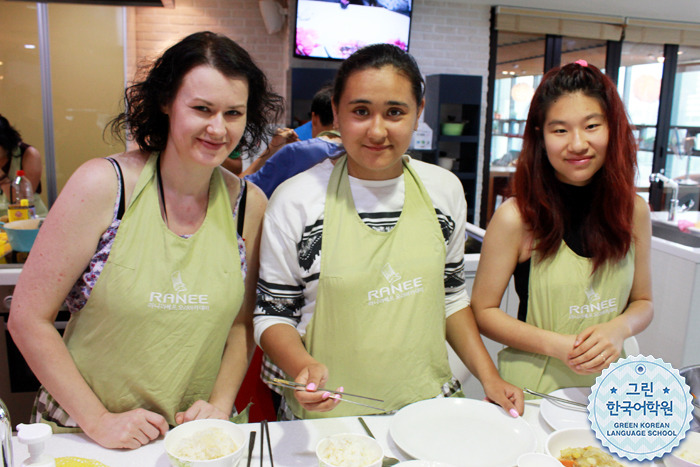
[{"left": 424, "top": 74, "right": 482, "bottom": 224}]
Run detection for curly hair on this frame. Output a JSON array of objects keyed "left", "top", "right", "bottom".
[
  {"left": 512, "top": 62, "right": 638, "bottom": 271},
  {"left": 109, "top": 31, "right": 283, "bottom": 155}
]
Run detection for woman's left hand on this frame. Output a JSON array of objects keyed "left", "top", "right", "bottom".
[
  {"left": 566, "top": 321, "right": 626, "bottom": 374},
  {"left": 482, "top": 377, "right": 525, "bottom": 418},
  {"left": 175, "top": 400, "right": 229, "bottom": 425}
]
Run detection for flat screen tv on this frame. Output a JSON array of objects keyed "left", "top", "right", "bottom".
[{"left": 294, "top": 0, "right": 412, "bottom": 60}]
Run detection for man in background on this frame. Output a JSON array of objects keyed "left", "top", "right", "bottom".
[{"left": 244, "top": 84, "right": 342, "bottom": 198}]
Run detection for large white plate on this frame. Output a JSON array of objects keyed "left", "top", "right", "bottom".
[
  {"left": 539, "top": 387, "right": 591, "bottom": 431},
  {"left": 389, "top": 398, "right": 537, "bottom": 467}
]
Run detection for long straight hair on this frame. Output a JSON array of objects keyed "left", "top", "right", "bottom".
[{"left": 512, "top": 62, "right": 638, "bottom": 271}]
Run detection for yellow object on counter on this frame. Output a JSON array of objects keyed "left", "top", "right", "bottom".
[
  {"left": 56, "top": 457, "right": 109, "bottom": 467},
  {"left": 0, "top": 231, "right": 10, "bottom": 263}
]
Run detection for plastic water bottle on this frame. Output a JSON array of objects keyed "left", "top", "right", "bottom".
[{"left": 8, "top": 170, "right": 35, "bottom": 221}]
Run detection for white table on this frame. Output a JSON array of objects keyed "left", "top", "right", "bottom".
[{"left": 10, "top": 401, "right": 662, "bottom": 466}]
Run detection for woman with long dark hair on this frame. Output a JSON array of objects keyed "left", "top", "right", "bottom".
[
  {"left": 471, "top": 61, "right": 653, "bottom": 395},
  {"left": 254, "top": 43, "right": 523, "bottom": 420},
  {"left": 9, "top": 31, "right": 283, "bottom": 448},
  {"left": 0, "top": 114, "right": 48, "bottom": 216}
]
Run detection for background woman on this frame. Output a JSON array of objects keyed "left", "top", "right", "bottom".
[
  {"left": 471, "top": 61, "right": 653, "bottom": 395},
  {"left": 8, "top": 31, "right": 282, "bottom": 448},
  {"left": 253, "top": 43, "right": 523, "bottom": 420},
  {"left": 0, "top": 114, "right": 48, "bottom": 216}
]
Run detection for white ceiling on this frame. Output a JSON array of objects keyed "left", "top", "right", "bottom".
[{"left": 459, "top": 0, "right": 700, "bottom": 25}]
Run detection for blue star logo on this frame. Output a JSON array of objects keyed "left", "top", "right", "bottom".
[
  {"left": 663, "top": 387, "right": 670, "bottom": 394},
  {"left": 611, "top": 387, "right": 618, "bottom": 394}
]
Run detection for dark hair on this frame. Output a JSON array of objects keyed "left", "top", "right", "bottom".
[
  {"left": 0, "top": 115, "right": 22, "bottom": 154},
  {"left": 310, "top": 83, "right": 334, "bottom": 127},
  {"left": 109, "top": 31, "right": 283, "bottom": 154},
  {"left": 512, "top": 62, "right": 638, "bottom": 271},
  {"left": 332, "top": 43, "right": 424, "bottom": 107}
]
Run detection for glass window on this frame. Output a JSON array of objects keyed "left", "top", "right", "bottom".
[
  {"left": 561, "top": 37, "right": 607, "bottom": 70},
  {"left": 491, "top": 32, "right": 544, "bottom": 167},
  {"left": 667, "top": 45, "right": 700, "bottom": 209},
  {"left": 0, "top": 2, "right": 44, "bottom": 205},
  {"left": 617, "top": 43, "right": 665, "bottom": 191}
]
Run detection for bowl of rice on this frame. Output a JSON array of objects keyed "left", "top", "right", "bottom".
[
  {"left": 316, "top": 433, "right": 383, "bottom": 467},
  {"left": 164, "top": 419, "right": 247, "bottom": 467},
  {"left": 664, "top": 431, "right": 700, "bottom": 467}
]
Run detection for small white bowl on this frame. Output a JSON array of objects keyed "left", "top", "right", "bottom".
[
  {"left": 164, "top": 419, "right": 247, "bottom": 467},
  {"left": 664, "top": 431, "right": 700, "bottom": 467},
  {"left": 517, "top": 452, "right": 562, "bottom": 467},
  {"left": 316, "top": 433, "right": 383, "bottom": 467}
]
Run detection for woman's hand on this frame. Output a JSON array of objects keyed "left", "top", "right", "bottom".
[
  {"left": 85, "top": 409, "right": 169, "bottom": 450},
  {"left": 293, "top": 363, "right": 343, "bottom": 413},
  {"left": 175, "top": 400, "right": 229, "bottom": 425},
  {"left": 566, "top": 321, "right": 626, "bottom": 374},
  {"left": 482, "top": 376, "right": 525, "bottom": 418}
]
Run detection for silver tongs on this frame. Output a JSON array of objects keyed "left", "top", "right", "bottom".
[
  {"left": 265, "top": 378, "right": 384, "bottom": 411},
  {"left": 525, "top": 388, "right": 588, "bottom": 409}
]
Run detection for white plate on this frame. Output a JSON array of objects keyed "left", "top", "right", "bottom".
[
  {"left": 539, "top": 387, "right": 591, "bottom": 431},
  {"left": 389, "top": 398, "right": 537, "bottom": 467},
  {"left": 396, "top": 462, "right": 457, "bottom": 467}
]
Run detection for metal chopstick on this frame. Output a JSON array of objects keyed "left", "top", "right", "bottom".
[
  {"left": 246, "top": 430, "right": 256, "bottom": 467},
  {"left": 266, "top": 380, "right": 384, "bottom": 411},
  {"left": 263, "top": 420, "right": 274, "bottom": 467},
  {"left": 524, "top": 388, "right": 588, "bottom": 408},
  {"left": 259, "top": 421, "right": 264, "bottom": 467},
  {"left": 267, "top": 378, "right": 384, "bottom": 402}
]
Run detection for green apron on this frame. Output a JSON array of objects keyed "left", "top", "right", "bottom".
[
  {"left": 499, "top": 242, "right": 634, "bottom": 396},
  {"left": 286, "top": 155, "right": 452, "bottom": 419},
  {"left": 63, "top": 154, "right": 244, "bottom": 425}
]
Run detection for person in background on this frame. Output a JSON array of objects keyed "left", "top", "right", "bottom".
[
  {"left": 0, "top": 114, "right": 48, "bottom": 216},
  {"left": 8, "top": 31, "right": 283, "bottom": 449},
  {"left": 471, "top": 61, "right": 653, "bottom": 395},
  {"left": 221, "top": 148, "right": 243, "bottom": 175},
  {"left": 253, "top": 43, "right": 523, "bottom": 420},
  {"left": 245, "top": 84, "right": 343, "bottom": 198},
  {"left": 238, "top": 126, "right": 299, "bottom": 177}
]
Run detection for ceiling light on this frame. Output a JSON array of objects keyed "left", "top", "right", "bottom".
[
  {"left": 657, "top": 56, "right": 665, "bottom": 63},
  {"left": 24, "top": 44, "right": 36, "bottom": 49}
]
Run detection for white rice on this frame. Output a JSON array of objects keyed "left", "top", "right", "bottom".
[
  {"left": 174, "top": 427, "right": 238, "bottom": 460},
  {"left": 679, "top": 448, "right": 700, "bottom": 464},
  {"left": 318, "top": 436, "right": 381, "bottom": 467}
]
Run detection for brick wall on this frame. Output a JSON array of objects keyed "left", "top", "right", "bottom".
[
  {"left": 127, "top": 0, "right": 291, "bottom": 104},
  {"left": 128, "top": 0, "right": 491, "bottom": 220}
]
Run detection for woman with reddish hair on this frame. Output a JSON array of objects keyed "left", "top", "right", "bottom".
[{"left": 471, "top": 61, "right": 653, "bottom": 395}]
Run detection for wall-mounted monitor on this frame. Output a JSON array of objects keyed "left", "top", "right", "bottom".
[{"left": 294, "top": 0, "right": 412, "bottom": 61}]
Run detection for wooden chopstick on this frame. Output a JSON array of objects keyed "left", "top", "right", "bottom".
[
  {"left": 267, "top": 378, "right": 384, "bottom": 402},
  {"left": 265, "top": 379, "right": 385, "bottom": 411}
]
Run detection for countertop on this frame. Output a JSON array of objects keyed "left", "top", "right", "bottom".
[{"left": 10, "top": 401, "right": 666, "bottom": 467}]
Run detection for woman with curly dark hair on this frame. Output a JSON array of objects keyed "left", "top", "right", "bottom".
[
  {"left": 0, "top": 114, "right": 48, "bottom": 217},
  {"left": 472, "top": 61, "right": 653, "bottom": 395},
  {"left": 8, "top": 31, "right": 283, "bottom": 448}
]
